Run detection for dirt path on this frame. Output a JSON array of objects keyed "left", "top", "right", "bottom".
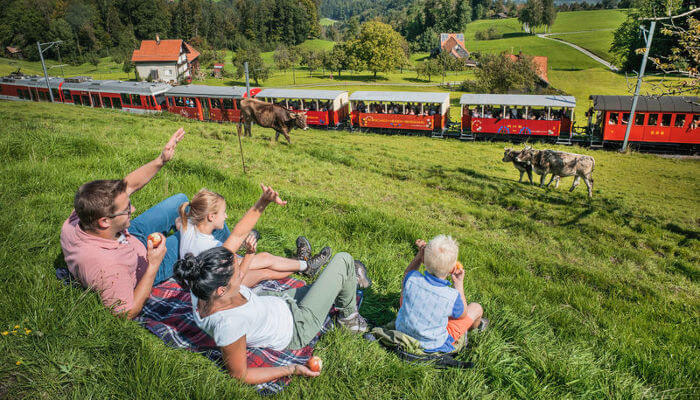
[{"left": 537, "top": 31, "right": 619, "bottom": 72}]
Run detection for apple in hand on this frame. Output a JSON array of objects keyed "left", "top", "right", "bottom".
[
  {"left": 307, "top": 356, "right": 323, "bottom": 372},
  {"left": 452, "top": 261, "right": 464, "bottom": 274},
  {"left": 147, "top": 233, "right": 163, "bottom": 248}
]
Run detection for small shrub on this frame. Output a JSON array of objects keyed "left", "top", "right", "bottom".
[{"left": 474, "top": 27, "right": 503, "bottom": 41}]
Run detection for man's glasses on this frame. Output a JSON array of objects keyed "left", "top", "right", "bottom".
[{"left": 108, "top": 200, "right": 132, "bottom": 218}]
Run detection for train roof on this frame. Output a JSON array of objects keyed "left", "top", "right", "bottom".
[
  {"left": 1, "top": 75, "right": 64, "bottom": 89},
  {"left": 165, "top": 85, "right": 248, "bottom": 98},
  {"left": 255, "top": 88, "right": 347, "bottom": 100},
  {"left": 349, "top": 91, "right": 450, "bottom": 104},
  {"left": 460, "top": 94, "right": 576, "bottom": 108},
  {"left": 62, "top": 79, "right": 172, "bottom": 95},
  {"left": 589, "top": 95, "right": 700, "bottom": 113}
]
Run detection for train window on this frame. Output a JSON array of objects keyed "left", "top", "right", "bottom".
[
  {"left": 113, "top": 97, "right": 122, "bottom": 109},
  {"left": 661, "top": 114, "right": 672, "bottom": 126},
  {"left": 62, "top": 90, "right": 71, "bottom": 100},
  {"left": 608, "top": 113, "right": 618, "bottom": 125},
  {"left": 73, "top": 95, "right": 81, "bottom": 105},
  {"left": 186, "top": 98, "right": 196, "bottom": 108},
  {"left": 647, "top": 114, "right": 658, "bottom": 125},
  {"left": 622, "top": 113, "right": 630, "bottom": 124},
  {"left": 235, "top": 99, "right": 241, "bottom": 109},
  {"left": 223, "top": 99, "right": 234, "bottom": 109},
  {"left": 633, "top": 113, "right": 644, "bottom": 125},
  {"left": 121, "top": 93, "right": 131, "bottom": 105},
  {"left": 210, "top": 98, "right": 222, "bottom": 109},
  {"left": 91, "top": 94, "right": 101, "bottom": 107},
  {"left": 51, "top": 89, "right": 59, "bottom": 100},
  {"left": 104, "top": 97, "right": 112, "bottom": 108},
  {"left": 156, "top": 95, "right": 166, "bottom": 106},
  {"left": 674, "top": 114, "right": 685, "bottom": 127},
  {"left": 692, "top": 115, "right": 700, "bottom": 129},
  {"left": 131, "top": 94, "right": 142, "bottom": 107}
]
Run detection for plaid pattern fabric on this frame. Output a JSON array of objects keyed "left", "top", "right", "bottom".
[{"left": 135, "top": 277, "right": 333, "bottom": 395}]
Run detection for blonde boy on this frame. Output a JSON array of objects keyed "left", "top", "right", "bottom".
[{"left": 395, "top": 235, "right": 487, "bottom": 353}]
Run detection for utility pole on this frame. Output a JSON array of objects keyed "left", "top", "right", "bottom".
[
  {"left": 37, "top": 40, "right": 62, "bottom": 102},
  {"left": 621, "top": 21, "right": 655, "bottom": 152}
]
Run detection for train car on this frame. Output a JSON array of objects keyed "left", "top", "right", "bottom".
[
  {"left": 348, "top": 91, "right": 450, "bottom": 132},
  {"left": 588, "top": 95, "right": 700, "bottom": 150},
  {"left": 460, "top": 94, "right": 576, "bottom": 140},
  {"left": 254, "top": 88, "right": 349, "bottom": 127},
  {"left": 164, "top": 85, "right": 260, "bottom": 122},
  {"left": 0, "top": 75, "right": 63, "bottom": 102},
  {"left": 0, "top": 75, "right": 171, "bottom": 113}
]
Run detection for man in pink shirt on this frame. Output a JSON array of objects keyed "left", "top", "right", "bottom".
[{"left": 61, "top": 128, "right": 188, "bottom": 319}]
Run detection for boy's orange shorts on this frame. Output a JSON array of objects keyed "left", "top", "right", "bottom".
[{"left": 446, "top": 314, "right": 473, "bottom": 342}]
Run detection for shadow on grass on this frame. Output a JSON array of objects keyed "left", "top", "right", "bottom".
[
  {"left": 404, "top": 77, "right": 433, "bottom": 84},
  {"left": 361, "top": 289, "right": 400, "bottom": 326},
  {"left": 502, "top": 32, "right": 530, "bottom": 39},
  {"left": 665, "top": 223, "right": 699, "bottom": 246}
]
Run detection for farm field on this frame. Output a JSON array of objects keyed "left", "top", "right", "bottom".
[{"left": 0, "top": 101, "right": 698, "bottom": 399}]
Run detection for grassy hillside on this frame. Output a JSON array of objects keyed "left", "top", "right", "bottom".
[{"left": 0, "top": 101, "right": 698, "bottom": 399}]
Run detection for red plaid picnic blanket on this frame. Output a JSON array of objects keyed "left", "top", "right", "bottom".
[{"left": 135, "top": 277, "right": 333, "bottom": 395}]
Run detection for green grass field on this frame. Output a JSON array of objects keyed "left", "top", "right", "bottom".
[
  {"left": 0, "top": 100, "right": 698, "bottom": 399},
  {"left": 320, "top": 18, "right": 338, "bottom": 26}
]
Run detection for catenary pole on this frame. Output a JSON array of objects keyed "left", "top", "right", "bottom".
[
  {"left": 621, "top": 21, "right": 656, "bottom": 152},
  {"left": 37, "top": 41, "right": 53, "bottom": 102}
]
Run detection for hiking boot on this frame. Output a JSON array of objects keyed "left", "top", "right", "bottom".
[
  {"left": 296, "top": 236, "right": 312, "bottom": 261},
  {"left": 354, "top": 260, "right": 372, "bottom": 289},
  {"left": 337, "top": 311, "right": 369, "bottom": 333},
  {"left": 477, "top": 317, "right": 489, "bottom": 333},
  {"left": 302, "top": 246, "right": 331, "bottom": 277}
]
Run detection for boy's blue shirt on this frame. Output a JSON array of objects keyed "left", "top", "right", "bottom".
[{"left": 397, "top": 270, "right": 465, "bottom": 353}]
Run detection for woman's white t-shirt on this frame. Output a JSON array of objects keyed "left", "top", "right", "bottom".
[
  {"left": 179, "top": 221, "right": 222, "bottom": 258},
  {"left": 191, "top": 286, "right": 295, "bottom": 350}
]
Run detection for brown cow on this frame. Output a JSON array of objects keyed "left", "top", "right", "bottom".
[
  {"left": 502, "top": 148, "right": 534, "bottom": 184},
  {"left": 516, "top": 146, "right": 595, "bottom": 197},
  {"left": 238, "top": 98, "right": 308, "bottom": 144}
]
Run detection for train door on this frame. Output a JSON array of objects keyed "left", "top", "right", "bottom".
[
  {"left": 91, "top": 93, "right": 102, "bottom": 108},
  {"left": 200, "top": 98, "right": 210, "bottom": 120}
]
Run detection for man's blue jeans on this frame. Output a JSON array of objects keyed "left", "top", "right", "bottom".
[{"left": 129, "top": 193, "right": 231, "bottom": 285}]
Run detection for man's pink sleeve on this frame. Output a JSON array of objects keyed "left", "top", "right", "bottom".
[{"left": 91, "top": 264, "right": 136, "bottom": 314}]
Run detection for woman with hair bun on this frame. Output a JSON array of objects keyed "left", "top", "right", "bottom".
[{"left": 174, "top": 236, "right": 370, "bottom": 384}]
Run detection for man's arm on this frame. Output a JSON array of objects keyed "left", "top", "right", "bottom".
[
  {"left": 221, "top": 184, "right": 286, "bottom": 253},
  {"left": 126, "top": 239, "right": 167, "bottom": 319},
  {"left": 124, "top": 128, "right": 185, "bottom": 195}
]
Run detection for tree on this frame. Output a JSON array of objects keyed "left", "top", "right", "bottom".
[
  {"left": 347, "top": 21, "right": 408, "bottom": 78},
  {"left": 273, "top": 45, "right": 292, "bottom": 71},
  {"left": 416, "top": 58, "right": 441, "bottom": 81},
  {"left": 541, "top": 0, "right": 557, "bottom": 33},
  {"left": 327, "top": 44, "right": 348, "bottom": 77},
  {"left": 471, "top": 52, "right": 541, "bottom": 93},
  {"left": 300, "top": 49, "right": 322, "bottom": 76},
  {"left": 518, "top": 0, "right": 544, "bottom": 33},
  {"left": 647, "top": 14, "right": 700, "bottom": 95},
  {"left": 232, "top": 47, "right": 270, "bottom": 85}
]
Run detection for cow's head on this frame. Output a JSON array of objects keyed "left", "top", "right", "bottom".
[
  {"left": 289, "top": 112, "right": 308, "bottom": 130},
  {"left": 515, "top": 145, "right": 534, "bottom": 163},
  {"left": 502, "top": 147, "right": 516, "bottom": 162}
]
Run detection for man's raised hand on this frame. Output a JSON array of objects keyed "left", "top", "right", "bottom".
[
  {"left": 160, "top": 127, "right": 185, "bottom": 164},
  {"left": 259, "top": 184, "right": 287, "bottom": 206}
]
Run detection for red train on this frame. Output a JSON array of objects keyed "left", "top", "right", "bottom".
[
  {"left": 2, "top": 74, "right": 698, "bottom": 151},
  {"left": 349, "top": 91, "right": 451, "bottom": 133},
  {"left": 0, "top": 75, "right": 171, "bottom": 113},
  {"left": 255, "top": 88, "right": 349, "bottom": 127},
  {"left": 588, "top": 95, "right": 699, "bottom": 150},
  {"left": 460, "top": 94, "right": 576, "bottom": 140},
  {"left": 164, "top": 85, "right": 260, "bottom": 122}
]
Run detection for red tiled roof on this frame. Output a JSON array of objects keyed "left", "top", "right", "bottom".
[
  {"left": 183, "top": 42, "right": 200, "bottom": 63},
  {"left": 440, "top": 34, "right": 470, "bottom": 59},
  {"left": 6, "top": 46, "right": 21, "bottom": 53},
  {"left": 509, "top": 54, "right": 548, "bottom": 82},
  {"left": 131, "top": 39, "right": 200, "bottom": 63}
]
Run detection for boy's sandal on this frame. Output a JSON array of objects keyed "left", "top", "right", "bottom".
[{"left": 477, "top": 318, "right": 489, "bottom": 333}]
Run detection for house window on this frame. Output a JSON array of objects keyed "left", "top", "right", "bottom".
[{"left": 165, "top": 69, "right": 172, "bottom": 77}]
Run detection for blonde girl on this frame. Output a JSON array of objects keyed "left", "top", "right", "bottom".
[{"left": 177, "top": 185, "right": 329, "bottom": 284}]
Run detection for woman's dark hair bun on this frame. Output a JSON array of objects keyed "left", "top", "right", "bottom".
[{"left": 174, "top": 247, "right": 235, "bottom": 300}]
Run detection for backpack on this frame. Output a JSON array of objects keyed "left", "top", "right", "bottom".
[{"left": 366, "top": 320, "right": 473, "bottom": 369}]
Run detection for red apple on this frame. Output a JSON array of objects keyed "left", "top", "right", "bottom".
[
  {"left": 307, "top": 356, "right": 323, "bottom": 372},
  {"left": 147, "top": 233, "right": 163, "bottom": 248}
]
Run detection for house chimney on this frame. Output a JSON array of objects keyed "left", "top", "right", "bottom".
[{"left": 156, "top": 34, "right": 160, "bottom": 45}]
